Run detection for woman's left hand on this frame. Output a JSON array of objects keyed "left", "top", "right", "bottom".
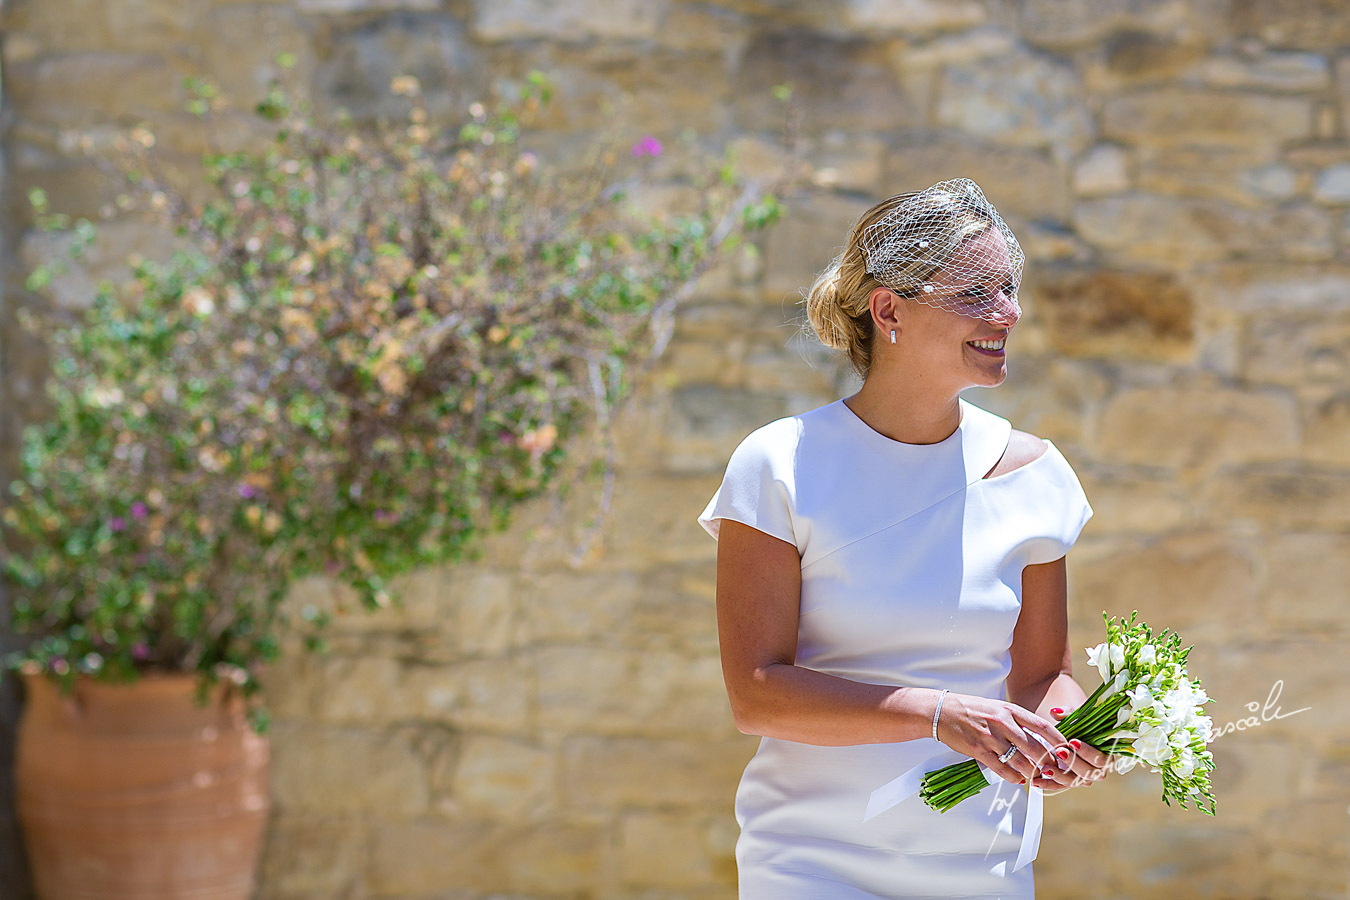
[{"left": 1029, "top": 706, "right": 1116, "bottom": 794}]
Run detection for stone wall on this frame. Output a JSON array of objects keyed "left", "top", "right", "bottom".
[{"left": 3, "top": 1, "right": 1350, "bottom": 897}]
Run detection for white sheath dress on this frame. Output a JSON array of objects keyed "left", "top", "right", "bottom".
[{"left": 697, "top": 396, "right": 1093, "bottom": 899}]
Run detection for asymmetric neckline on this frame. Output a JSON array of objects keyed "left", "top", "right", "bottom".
[{"left": 833, "top": 398, "right": 968, "bottom": 450}]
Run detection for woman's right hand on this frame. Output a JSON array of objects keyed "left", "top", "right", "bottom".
[{"left": 934, "top": 692, "right": 1071, "bottom": 786}]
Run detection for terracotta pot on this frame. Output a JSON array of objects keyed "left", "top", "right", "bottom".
[{"left": 14, "top": 671, "right": 270, "bottom": 900}]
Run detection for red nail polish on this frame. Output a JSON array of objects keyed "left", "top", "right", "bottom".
[
  {"left": 1042, "top": 768, "right": 1054, "bottom": 777},
  {"left": 1070, "top": 740, "right": 1081, "bottom": 749},
  {"left": 1050, "top": 707, "right": 1063, "bottom": 715},
  {"left": 1056, "top": 748, "right": 1069, "bottom": 760}
]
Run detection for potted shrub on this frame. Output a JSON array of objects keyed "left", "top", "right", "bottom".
[{"left": 1, "top": 64, "right": 791, "bottom": 899}]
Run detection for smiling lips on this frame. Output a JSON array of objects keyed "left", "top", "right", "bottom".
[{"left": 967, "top": 338, "right": 1007, "bottom": 354}]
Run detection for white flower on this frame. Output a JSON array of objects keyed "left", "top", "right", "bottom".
[
  {"left": 1134, "top": 723, "right": 1174, "bottom": 766},
  {"left": 1115, "top": 755, "right": 1138, "bottom": 774},
  {"left": 1086, "top": 642, "right": 1111, "bottom": 681},
  {"left": 1128, "top": 684, "right": 1155, "bottom": 713},
  {"left": 1110, "top": 643, "right": 1126, "bottom": 672},
  {"left": 1174, "top": 746, "right": 1196, "bottom": 778},
  {"left": 1138, "top": 644, "right": 1157, "bottom": 666},
  {"left": 1113, "top": 669, "right": 1130, "bottom": 693}
]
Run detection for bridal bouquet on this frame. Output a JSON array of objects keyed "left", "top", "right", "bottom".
[{"left": 920, "top": 611, "right": 1216, "bottom": 814}]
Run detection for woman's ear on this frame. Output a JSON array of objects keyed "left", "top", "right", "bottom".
[{"left": 869, "top": 286, "right": 902, "bottom": 338}]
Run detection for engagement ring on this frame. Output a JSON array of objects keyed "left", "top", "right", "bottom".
[{"left": 997, "top": 744, "right": 1018, "bottom": 763}]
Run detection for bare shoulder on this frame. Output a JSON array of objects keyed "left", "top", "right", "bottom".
[{"left": 984, "top": 429, "right": 1049, "bottom": 479}]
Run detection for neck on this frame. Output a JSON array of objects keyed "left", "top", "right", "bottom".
[{"left": 843, "top": 372, "right": 963, "bottom": 445}]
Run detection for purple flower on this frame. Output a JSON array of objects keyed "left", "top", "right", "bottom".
[
  {"left": 238, "top": 483, "right": 259, "bottom": 499},
  {"left": 374, "top": 509, "right": 398, "bottom": 525},
  {"left": 630, "top": 135, "right": 663, "bottom": 158},
  {"left": 325, "top": 559, "right": 340, "bottom": 575},
  {"left": 131, "top": 502, "right": 148, "bottom": 519},
  {"left": 109, "top": 517, "right": 126, "bottom": 532},
  {"left": 131, "top": 643, "right": 150, "bottom": 661}
]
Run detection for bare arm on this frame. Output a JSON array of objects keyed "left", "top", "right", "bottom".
[
  {"left": 1009, "top": 556, "right": 1113, "bottom": 790},
  {"left": 715, "top": 519, "right": 1070, "bottom": 784}
]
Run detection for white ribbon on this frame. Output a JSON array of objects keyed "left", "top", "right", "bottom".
[{"left": 864, "top": 756, "right": 1044, "bottom": 875}]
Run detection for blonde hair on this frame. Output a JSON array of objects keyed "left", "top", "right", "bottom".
[{"left": 804, "top": 188, "right": 1002, "bottom": 378}]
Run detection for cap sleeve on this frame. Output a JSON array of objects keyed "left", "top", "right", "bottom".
[
  {"left": 697, "top": 419, "right": 798, "bottom": 549},
  {"left": 1023, "top": 441, "right": 1094, "bottom": 565}
]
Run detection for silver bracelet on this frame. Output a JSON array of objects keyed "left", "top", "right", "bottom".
[{"left": 932, "top": 689, "right": 949, "bottom": 742}]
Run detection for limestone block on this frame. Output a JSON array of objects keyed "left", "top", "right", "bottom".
[
  {"left": 312, "top": 655, "right": 407, "bottom": 723},
  {"left": 1081, "top": 32, "right": 1209, "bottom": 91},
  {"left": 269, "top": 722, "right": 429, "bottom": 816},
  {"left": 662, "top": 340, "right": 744, "bottom": 388},
  {"left": 449, "top": 570, "right": 523, "bottom": 656},
  {"left": 731, "top": 31, "right": 911, "bottom": 135},
  {"left": 661, "top": 386, "right": 791, "bottom": 474},
  {"left": 498, "top": 822, "right": 608, "bottom": 894},
  {"left": 742, "top": 340, "right": 835, "bottom": 395},
  {"left": 1013, "top": 0, "right": 1223, "bottom": 50},
  {"left": 1032, "top": 267, "right": 1195, "bottom": 362},
  {"left": 1073, "top": 144, "right": 1131, "bottom": 197},
  {"left": 881, "top": 138, "right": 1072, "bottom": 221},
  {"left": 1133, "top": 143, "right": 1287, "bottom": 205},
  {"left": 518, "top": 569, "right": 642, "bottom": 645},
  {"left": 1313, "top": 163, "right": 1350, "bottom": 204},
  {"left": 535, "top": 646, "right": 734, "bottom": 738},
  {"left": 618, "top": 812, "right": 732, "bottom": 889},
  {"left": 448, "top": 735, "right": 556, "bottom": 819},
  {"left": 1192, "top": 637, "right": 1331, "bottom": 738},
  {"left": 257, "top": 815, "right": 364, "bottom": 897},
  {"left": 368, "top": 819, "right": 504, "bottom": 894},
  {"left": 1110, "top": 823, "right": 1265, "bottom": 897},
  {"left": 559, "top": 735, "right": 755, "bottom": 810},
  {"left": 1101, "top": 88, "right": 1311, "bottom": 147},
  {"left": 631, "top": 563, "right": 722, "bottom": 650},
  {"left": 1242, "top": 310, "right": 1350, "bottom": 387},
  {"left": 6, "top": 52, "right": 190, "bottom": 126},
  {"left": 1071, "top": 471, "right": 1193, "bottom": 534},
  {"left": 313, "top": 13, "right": 486, "bottom": 124},
  {"left": 1071, "top": 532, "right": 1261, "bottom": 644},
  {"left": 254, "top": 652, "right": 319, "bottom": 720},
  {"left": 1265, "top": 844, "right": 1350, "bottom": 898},
  {"left": 405, "top": 658, "right": 533, "bottom": 732},
  {"left": 935, "top": 50, "right": 1092, "bottom": 154},
  {"left": 1239, "top": 163, "right": 1299, "bottom": 201},
  {"left": 653, "top": 4, "right": 749, "bottom": 53},
  {"left": 811, "top": 132, "right": 887, "bottom": 195},
  {"left": 1096, "top": 386, "right": 1299, "bottom": 468},
  {"left": 841, "top": 0, "right": 986, "bottom": 33},
  {"left": 5, "top": 0, "right": 192, "bottom": 52},
  {"left": 963, "top": 355, "right": 1109, "bottom": 447},
  {"left": 1202, "top": 463, "right": 1350, "bottom": 531},
  {"left": 472, "top": 0, "right": 663, "bottom": 42},
  {"left": 1303, "top": 393, "right": 1350, "bottom": 465},
  {"left": 1205, "top": 736, "right": 1298, "bottom": 823},
  {"left": 1260, "top": 532, "right": 1350, "bottom": 630},
  {"left": 759, "top": 190, "right": 869, "bottom": 305},
  {"left": 1183, "top": 261, "right": 1350, "bottom": 314},
  {"left": 1074, "top": 195, "right": 1335, "bottom": 264},
  {"left": 1231, "top": 0, "right": 1350, "bottom": 50},
  {"left": 299, "top": 0, "right": 437, "bottom": 11},
  {"left": 1195, "top": 51, "right": 1331, "bottom": 92},
  {"left": 194, "top": 6, "right": 316, "bottom": 109}
]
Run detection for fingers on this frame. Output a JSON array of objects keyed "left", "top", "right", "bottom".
[{"left": 1010, "top": 708, "right": 1070, "bottom": 756}]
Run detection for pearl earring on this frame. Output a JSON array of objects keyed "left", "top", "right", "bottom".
[{"left": 889, "top": 329, "right": 896, "bottom": 344}]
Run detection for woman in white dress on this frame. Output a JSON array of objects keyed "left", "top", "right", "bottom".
[{"left": 698, "top": 179, "right": 1115, "bottom": 898}]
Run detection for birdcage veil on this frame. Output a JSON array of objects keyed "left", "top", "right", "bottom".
[{"left": 857, "top": 178, "right": 1024, "bottom": 322}]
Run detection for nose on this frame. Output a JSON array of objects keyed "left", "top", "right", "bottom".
[{"left": 983, "top": 292, "right": 1020, "bottom": 328}]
